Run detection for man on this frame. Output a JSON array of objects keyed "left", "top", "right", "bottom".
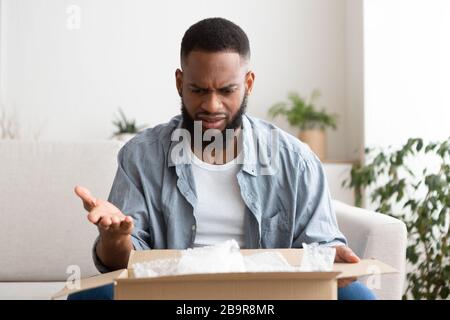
[{"left": 70, "top": 17, "right": 376, "bottom": 300}]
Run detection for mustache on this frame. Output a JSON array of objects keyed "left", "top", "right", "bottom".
[
  {"left": 196, "top": 113, "right": 228, "bottom": 119},
  {"left": 180, "top": 95, "right": 248, "bottom": 132}
]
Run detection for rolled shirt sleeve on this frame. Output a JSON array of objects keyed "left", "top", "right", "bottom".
[{"left": 292, "top": 154, "right": 347, "bottom": 248}]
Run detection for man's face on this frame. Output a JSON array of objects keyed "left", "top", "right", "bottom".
[{"left": 176, "top": 51, "right": 255, "bottom": 133}]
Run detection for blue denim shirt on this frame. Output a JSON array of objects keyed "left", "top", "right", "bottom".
[{"left": 93, "top": 114, "right": 346, "bottom": 272}]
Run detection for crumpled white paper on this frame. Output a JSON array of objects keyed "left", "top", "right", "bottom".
[
  {"left": 132, "top": 257, "right": 180, "bottom": 278},
  {"left": 133, "top": 240, "right": 246, "bottom": 278},
  {"left": 244, "top": 251, "right": 296, "bottom": 272},
  {"left": 132, "top": 240, "right": 336, "bottom": 278},
  {"left": 299, "top": 242, "right": 336, "bottom": 271},
  {"left": 177, "top": 240, "right": 246, "bottom": 274}
]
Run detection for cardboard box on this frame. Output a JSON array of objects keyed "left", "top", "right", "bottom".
[{"left": 53, "top": 249, "right": 397, "bottom": 300}]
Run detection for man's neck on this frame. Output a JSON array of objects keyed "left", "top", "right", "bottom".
[{"left": 192, "top": 127, "right": 242, "bottom": 165}]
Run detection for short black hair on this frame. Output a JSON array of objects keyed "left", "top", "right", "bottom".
[{"left": 180, "top": 17, "right": 250, "bottom": 62}]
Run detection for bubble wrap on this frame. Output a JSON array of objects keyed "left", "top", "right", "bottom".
[{"left": 300, "top": 242, "right": 336, "bottom": 271}]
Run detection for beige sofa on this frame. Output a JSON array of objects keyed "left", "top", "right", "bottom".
[{"left": 0, "top": 140, "right": 407, "bottom": 300}]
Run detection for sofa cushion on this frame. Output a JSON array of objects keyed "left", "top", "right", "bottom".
[{"left": 0, "top": 141, "right": 123, "bottom": 281}]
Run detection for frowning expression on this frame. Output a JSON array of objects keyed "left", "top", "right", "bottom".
[{"left": 176, "top": 51, "right": 255, "bottom": 132}]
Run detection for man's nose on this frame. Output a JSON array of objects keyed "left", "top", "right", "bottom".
[{"left": 202, "top": 92, "right": 222, "bottom": 113}]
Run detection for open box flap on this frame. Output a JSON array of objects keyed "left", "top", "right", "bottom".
[
  {"left": 118, "top": 270, "right": 342, "bottom": 283},
  {"left": 334, "top": 258, "right": 398, "bottom": 279},
  {"left": 51, "top": 268, "right": 128, "bottom": 299}
]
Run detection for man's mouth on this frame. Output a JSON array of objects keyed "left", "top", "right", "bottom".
[{"left": 196, "top": 116, "right": 226, "bottom": 129}]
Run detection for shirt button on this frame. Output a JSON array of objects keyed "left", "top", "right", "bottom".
[{"left": 192, "top": 225, "right": 196, "bottom": 231}]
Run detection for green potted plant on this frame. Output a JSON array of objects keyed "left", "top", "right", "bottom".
[
  {"left": 112, "top": 107, "right": 147, "bottom": 142},
  {"left": 268, "top": 89, "right": 337, "bottom": 161},
  {"left": 343, "top": 137, "right": 450, "bottom": 299}
]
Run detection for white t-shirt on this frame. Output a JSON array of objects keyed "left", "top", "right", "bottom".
[{"left": 191, "top": 151, "right": 246, "bottom": 248}]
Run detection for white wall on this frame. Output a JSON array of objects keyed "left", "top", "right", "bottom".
[
  {"left": 364, "top": 0, "right": 450, "bottom": 148},
  {"left": 362, "top": 0, "right": 450, "bottom": 203},
  {"left": 0, "top": 0, "right": 361, "bottom": 161},
  {"left": 344, "top": 0, "right": 364, "bottom": 161}
]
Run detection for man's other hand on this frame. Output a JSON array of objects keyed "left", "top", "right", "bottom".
[{"left": 334, "top": 245, "right": 360, "bottom": 288}]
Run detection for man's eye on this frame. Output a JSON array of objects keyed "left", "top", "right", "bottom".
[
  {"left": 220, "top": 89, "right": 234, "bottom": 95},
  {"left": 191, "top": 89, "right": 203, "bottom": 94}
]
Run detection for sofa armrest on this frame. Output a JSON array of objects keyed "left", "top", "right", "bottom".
[{"left": 332, "top": 200, "right": 407, "bottom": 300}]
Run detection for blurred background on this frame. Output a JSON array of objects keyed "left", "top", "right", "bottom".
[{"left": 1, "top": 0, "right": 449, "bottom": 159}]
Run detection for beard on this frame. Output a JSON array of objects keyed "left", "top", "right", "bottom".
[{"left": 180, "top": 95, "right": 248, "bottom": 149}]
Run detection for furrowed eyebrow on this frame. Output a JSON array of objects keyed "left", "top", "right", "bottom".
[
  {"left": 188, "top": 84, "right": 207, "bottom": 90},
  {"left": 188, "top": 84, "right": 238, "bottom": 91},
  {"left": 218, "top": 84, "right": 238, "bottom": 91}
]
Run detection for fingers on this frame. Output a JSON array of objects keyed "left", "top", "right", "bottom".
[
  {"left": 98, "top": 215, "right": 113, "bottom": 229},
  {"left": 121, "top": 216, "right": 134, "bottom": 233},
  {"left": 102, "top": 216, "right": 122, "bottom": 231},
  {"left": 344, "top": 248, "right": 360, "bottom": 263},
  {"left": 87, "top": 208, "right": 104, "bottom": 224},
  {"left": 97, "top": 215, "right": 134, "bottom": 234},
  {"left": 335, "top": 246, "right": 360, "bottom": 263},
  {"left": 88, "top": 208, "right": 118, "bottom": 226},
  {"left": 120, "top": 216, "right": 134, "bottom": 233},
  {"left": 74, "top": 185, "right": 97, "bottom": 211}
]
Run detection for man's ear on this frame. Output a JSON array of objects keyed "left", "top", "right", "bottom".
[
  {"left": 245, "top": 71, "right": 255, "bottom": 95},
  {"left": 175, "top": 68, "right": 183, "bottom": 97}
]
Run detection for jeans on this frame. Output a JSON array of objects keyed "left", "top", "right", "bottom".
[
  {"left": 337, "top": 281, "right": 377, "bottom": 300},
  {"left": 67, "top": 281, "right": 377, "bottom": 300}
]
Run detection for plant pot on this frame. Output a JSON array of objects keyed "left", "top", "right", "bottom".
[{"left": 298, "top": 129, "right": 326, "bottom": 161}]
